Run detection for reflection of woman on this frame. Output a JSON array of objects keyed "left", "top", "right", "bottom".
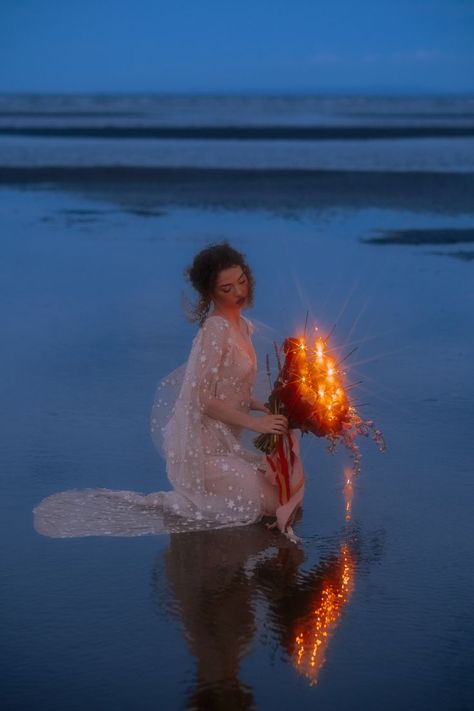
[
  {"left": 158, "top": 526, "right": 276, "bottom": 710},
  {"left": 155, "top": 525, "right": 362, "bottom": 707},
  {"left": 33, "top": 243, "right": 304, "bottom": 539}
]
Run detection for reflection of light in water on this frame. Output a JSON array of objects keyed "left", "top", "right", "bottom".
[
  {"left": 343, "top": 465, "right": 354, "bottom": 522},
  {"left": 292, "top": 543, "right": 355, "bottom": 686}
]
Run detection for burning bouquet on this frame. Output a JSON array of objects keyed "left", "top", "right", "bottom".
[{"left": 254, "top": 329, "right": 385, "bottom": 474}]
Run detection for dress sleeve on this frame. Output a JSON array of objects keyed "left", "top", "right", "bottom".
[
  {"left": 193, "top": 316, "right": 230, "bottom": 410},
  {"left": 241, "top": 315, "right": 254, "bottom": 337}
]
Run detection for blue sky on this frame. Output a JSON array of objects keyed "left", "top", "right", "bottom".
[{"left": 1, "top": 0, "right": 473, "bottom": 93}]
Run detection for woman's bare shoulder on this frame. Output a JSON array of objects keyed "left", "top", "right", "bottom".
[
  {"left": 203, "top": 314, "right": 231, "bottom": 330},
  {"left": 240, "top": 315, "right": 254, "bottom": 336}
]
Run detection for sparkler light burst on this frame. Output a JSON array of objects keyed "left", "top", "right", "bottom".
[{"left": 255, "top": 326, "right": 385, "bottom": 475}]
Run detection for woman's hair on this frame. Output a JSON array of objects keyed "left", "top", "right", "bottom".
[{"left": 185, "top": 242, "right": 255, "bottom": 325}]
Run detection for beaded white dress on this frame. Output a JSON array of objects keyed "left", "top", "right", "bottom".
[{"left": 33, "top": 315, "right": 305, "bottom": 538}]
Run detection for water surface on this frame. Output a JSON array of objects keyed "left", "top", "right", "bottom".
[{"left": 1, "top": 94, "right": 473, "bottom": 710}]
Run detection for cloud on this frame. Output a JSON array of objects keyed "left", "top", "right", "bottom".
[
  {"left": 308, "top": 49, "right": 445, "bottom": 67},
  {"left": 361, "top": 49, "right": 443, "bottom": 64},
  {"left": 309, "top": 52, "right": 343, "bottom": 65},
  {"left": 391, "top": 49, "right": 443, "bottom": 63}
]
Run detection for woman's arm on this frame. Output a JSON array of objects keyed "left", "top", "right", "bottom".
[
  {"left": 250, "top": 398, "right": 270, "bottom": 413},
  {"left": 204, "top": 398, "right": 287, "bottom": 434},
  {"left": 195, "top": 317, "right": 286, "bottom": 434}
]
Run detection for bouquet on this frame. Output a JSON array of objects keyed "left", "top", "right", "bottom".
[{"left": 254, "top": 328, "right": 385, "bottom": 475}]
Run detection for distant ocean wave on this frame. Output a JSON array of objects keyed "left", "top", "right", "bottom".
[
  {"left": 1, "top": 111, "right": 473, "bottom": 121},
  {"left": 0, "top": 111, "right": 141, "bottom": 119},
  {"left": 1, "top": 94, "right": 473, "bottom": 127},
  {"left": 1, "top": 135, "right": 473, "bottom": 173},
  {"left": 1, "top": 95, "right": 473, "bottom": 174},
  {"left": 1, "top": 125, "right": 474, "bottom": 140}
]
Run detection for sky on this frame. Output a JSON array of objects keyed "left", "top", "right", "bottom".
[{"left": 0, "top": 0, "right": 473, "bottom": 94}]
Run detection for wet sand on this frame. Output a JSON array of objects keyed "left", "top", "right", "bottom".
[
  {"left": 2, "top": 124, "right": 474, "bottom": 139},
  {"left": 1, "top": 166, "right": 474, "bottom": 216},
  {"left": 362, "top": 227, "right": 474, "bottom": 245}
]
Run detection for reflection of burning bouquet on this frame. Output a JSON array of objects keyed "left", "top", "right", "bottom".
[{"left": 254, "top": 330, "right": 385, "bottom": 474}]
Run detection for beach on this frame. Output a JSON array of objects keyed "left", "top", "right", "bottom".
[{"left": 1, "top": 94, "right": 473, "bottom": 710}]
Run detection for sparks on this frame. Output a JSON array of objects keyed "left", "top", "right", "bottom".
[{"left": 254, "top": 323, "right": 386, "bottom": 476}]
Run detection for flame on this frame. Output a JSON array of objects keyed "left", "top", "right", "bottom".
[
  {"left": 292, "top": 543, "right": 355, "bottom": 685},
  {"left": 285, "top": 332, "right": 350, "bottom": 435}
]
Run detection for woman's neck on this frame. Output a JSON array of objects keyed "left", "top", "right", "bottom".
[{"left": 211, "top": 306, "right": 242, "bottom": 329}]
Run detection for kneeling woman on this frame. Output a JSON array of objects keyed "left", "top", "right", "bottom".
[{"left": 151, "top": 242, "right": 305, "bottom": 536}]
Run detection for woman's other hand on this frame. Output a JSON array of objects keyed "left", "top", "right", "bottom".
[{"left": 252, "top": 414, "right": 288, "bottom": 434}]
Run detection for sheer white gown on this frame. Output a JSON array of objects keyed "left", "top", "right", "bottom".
[{"left": 33, "top": 315, "right": 305, "bottom": 538}]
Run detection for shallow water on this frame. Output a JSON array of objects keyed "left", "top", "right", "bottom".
[{"left": 1, "top": 184, "right": 473, "bottom": 710}]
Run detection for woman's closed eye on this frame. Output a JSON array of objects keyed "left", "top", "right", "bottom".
[
  {"left": 219, "top": 272, "right": 247, "bottom": 294},
  {"left": 222, "top": 280, "right": 246, "bottom": 294}
]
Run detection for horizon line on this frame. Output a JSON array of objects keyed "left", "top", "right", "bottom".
[{"left": 1, "top": 88, "right": 474, "bottom": 98}]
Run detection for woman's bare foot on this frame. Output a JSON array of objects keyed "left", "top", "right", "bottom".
[{"left": 284, "top": 525, "right": 301, "bottom": 544}]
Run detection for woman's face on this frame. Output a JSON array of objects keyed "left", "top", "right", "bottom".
[{"left": 212, "top": 265, "right": 249, "bottom": 311}]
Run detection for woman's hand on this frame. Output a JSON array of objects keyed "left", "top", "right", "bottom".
[
  {"left": 252, "top": 414, "right": 288, "bottom": 435},
  {"left": 204, "top": 398, "right": 287, "bottom": 435}
]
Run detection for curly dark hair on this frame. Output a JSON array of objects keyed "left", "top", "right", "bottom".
[{"left": 185, "top": 242, "right": 255, "bottom": 325}]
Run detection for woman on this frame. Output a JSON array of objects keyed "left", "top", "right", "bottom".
[
  {"left": 33, "top": 243, "right": 304, "bottom": 539},
  {"left": 150, "top": 242, "right": 305, "bottom": 537}
]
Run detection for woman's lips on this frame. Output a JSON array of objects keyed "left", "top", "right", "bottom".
[{"left": 236, "top": 297, "right": 246, "bottom": 305}]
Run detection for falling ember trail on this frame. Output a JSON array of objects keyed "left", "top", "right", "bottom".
[{"left": 343, "top": 466, "right": 354, "bottom": 522}]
